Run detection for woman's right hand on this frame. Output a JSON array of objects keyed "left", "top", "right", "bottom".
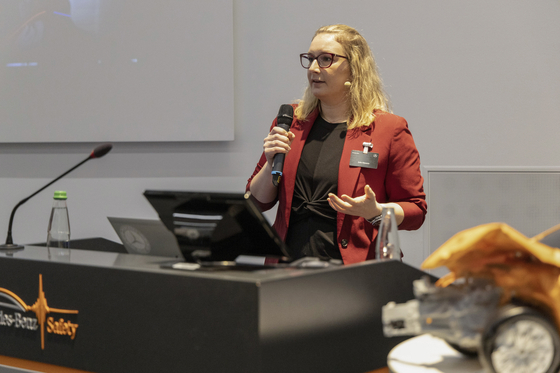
[{"left": 263, "top": 126, "right": 295, "bottom": 166}]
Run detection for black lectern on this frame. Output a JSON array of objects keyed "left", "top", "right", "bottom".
[{"left": 0, "top": 246, "right": 427, "bottom": 373}]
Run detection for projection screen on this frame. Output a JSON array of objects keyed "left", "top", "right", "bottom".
[{"left": 0, "top": 0, "right": 234, "bottom": 142}]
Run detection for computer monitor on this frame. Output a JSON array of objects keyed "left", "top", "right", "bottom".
[{"left": 143, "top": 190, "right": 289, "bottom": 262}]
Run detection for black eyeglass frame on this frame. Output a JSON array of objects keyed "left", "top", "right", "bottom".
[{"left": 299, "top": 53, "right": 348, "bottom": 69}]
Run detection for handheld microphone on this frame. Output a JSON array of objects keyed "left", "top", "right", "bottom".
[
  {"left": 0, "top": 143, "right": 113, "bottom": 251},
  {"left": 271, "top": 104, "right": 294, "bottom": 187}
]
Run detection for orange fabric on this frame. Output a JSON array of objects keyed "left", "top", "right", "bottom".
[{"left": 422, "top": 223, "right": 560, "bottom": 329}]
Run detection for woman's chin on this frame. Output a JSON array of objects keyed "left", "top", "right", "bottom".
[{"left": 311, "top": 88, "right": 327, "bottom": 101}]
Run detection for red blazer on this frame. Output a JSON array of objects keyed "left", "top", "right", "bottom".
[{"left": 246, "top": 107, "right": 427, "bottom": 264}]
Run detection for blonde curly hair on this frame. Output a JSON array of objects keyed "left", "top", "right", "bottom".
[{"left": 295, "top": 24, "right": 391, "bottom": 129}]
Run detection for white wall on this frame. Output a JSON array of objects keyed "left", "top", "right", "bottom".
[{"left": 2, "top": 0, "right": 559, "bottom": 269}]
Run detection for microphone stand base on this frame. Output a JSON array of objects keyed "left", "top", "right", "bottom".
[{"left": 0, "top": 243, "right": 25, "bottom": 252}]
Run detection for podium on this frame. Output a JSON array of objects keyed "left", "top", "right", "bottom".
[{"left": 0, "top": 246, "right": 427, "bottom": 373}]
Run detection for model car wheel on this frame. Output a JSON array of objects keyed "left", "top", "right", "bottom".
[
  {"left": 445, "top": 341, "right": 478, "bottom": 357},
  {"left": 479, "top": 305, "right": 560, "bottom": 373}
]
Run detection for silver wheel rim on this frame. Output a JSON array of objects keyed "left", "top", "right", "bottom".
[{"left": 491, "top": 319, "right": 555, "bottom": 373}]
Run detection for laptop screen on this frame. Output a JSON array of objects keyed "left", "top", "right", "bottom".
[
  {"left": 107, "top": 217, "right": 184, "bottom": 259},
  {"left": 143, "top": 190, "right": 289, "bottom": 262}
]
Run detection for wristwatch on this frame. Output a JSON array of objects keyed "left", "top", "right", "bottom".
[{"left": 366, "top": 214, "right": 383, "bottom": 226}]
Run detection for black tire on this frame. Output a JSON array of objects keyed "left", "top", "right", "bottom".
[
  {"left": 479, "top": 305, "right": 560, "bottom": 373},
  {"left": 445, "top": 341, "right": 479, "bottom": 357}
]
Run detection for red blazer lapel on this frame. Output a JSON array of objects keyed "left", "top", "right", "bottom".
[
  {"left": 337, "top": 124, "right": 373, "bottom": 242},
  {"left": 338, "top": 125, "right": 373, "bottom": 198}
]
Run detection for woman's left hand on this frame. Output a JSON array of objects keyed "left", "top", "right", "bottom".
[{"left": 327, "top": 185, "right": 382, "bottom": 219}]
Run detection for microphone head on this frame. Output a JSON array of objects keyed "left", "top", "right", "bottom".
[
  {"left": 277, "top": 104, "right": 294, "bottom": 127},
  {"left": 90, "top": 143, "right": 113, "bottom": 159}
]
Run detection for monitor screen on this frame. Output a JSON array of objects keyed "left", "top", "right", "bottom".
[{"left": 143, "top": 190, "right": 289, "bottom": 262}]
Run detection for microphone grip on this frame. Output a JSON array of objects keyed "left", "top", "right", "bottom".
[
  {"left": 270, "top": 121, "right": 291, "bottom": 187},
  {"left": 271, "top": 153, "right": 285, "bottom": 187},
  {"left": 276, "top": 123, "right": 291, "bottom": 132}
]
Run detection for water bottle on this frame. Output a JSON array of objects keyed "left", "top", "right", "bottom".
[
  {"left": 47, "top": 190, "right": 71, "bottom": 261},
  {"left": 375, "top": 207, "right": 401, "bottom": 260}
]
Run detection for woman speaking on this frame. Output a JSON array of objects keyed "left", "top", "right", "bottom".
[{"left": 247, "top": 24, "right": 427, "bottom": 265}]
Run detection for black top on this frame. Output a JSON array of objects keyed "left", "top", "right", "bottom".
[{"left": 285, "top": 115, "right": 346, "bottom": 260}]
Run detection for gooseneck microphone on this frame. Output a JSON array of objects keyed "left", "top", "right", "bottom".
[
  {"left": 0, "top": 143, "right": 113, "bottom": 251},
  {"left": 271, "top": 104, "right": 294, "bottom": 187}
]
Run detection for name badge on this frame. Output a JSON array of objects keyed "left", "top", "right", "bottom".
[{"left": 349, "top": 150, "right": 378, "bottom": 169}]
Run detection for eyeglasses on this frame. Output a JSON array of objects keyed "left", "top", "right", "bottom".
[{"left": 300, "top": 53, "right": 348, "bottom": 69}]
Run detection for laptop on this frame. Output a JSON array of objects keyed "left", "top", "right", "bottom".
[
  {"left": 108, "top": 217, "right": 184, "bottom": 259},
  {"left": 142, "top": 190, "right": 290, "bottom": 263}
]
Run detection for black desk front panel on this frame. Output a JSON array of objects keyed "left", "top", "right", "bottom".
[{"left": 0, "top": 247, "right": 426, "bottom": 373}]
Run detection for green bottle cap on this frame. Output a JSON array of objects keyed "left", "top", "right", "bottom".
[{"left": 54, "top": 191, "right": 67, "bottom": 200}]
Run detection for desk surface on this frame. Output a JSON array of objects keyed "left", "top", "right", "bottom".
[
  {"left": 387, "top": 334, "right": 485, "bottom": 373},
  {"left": 2, "top": 244, "right": 321, "bottom": 283}
]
